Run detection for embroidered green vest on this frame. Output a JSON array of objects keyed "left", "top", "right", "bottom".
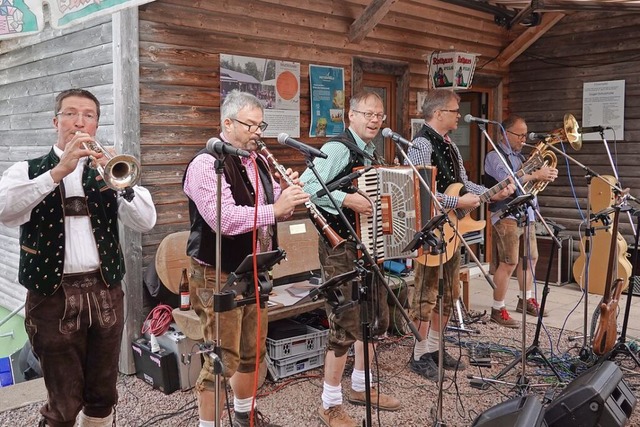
[{"left": 19, "top": 148, "right": 125, "bottom": 296}]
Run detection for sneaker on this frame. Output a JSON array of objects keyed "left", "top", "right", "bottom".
[
  {"left": 409, "top": 353, "right": 439, "bottom": 382},
  {"left": 318, "top": 405, "right": 358, "bottom": 427},
  {"left": 516, "top": 297, "right": 548, "bottom": 317},
  {"left": 429, "top": 350, "right": 466, "bottom": 370},
  {"left": 490, "top": 307, "right": 520, "bottom": 329},
  {"left": 233, "top": 409, "right": 281, "bottom": 427},
  {"left": 348, "top": 387, "right": 401, "bottom": 411}
]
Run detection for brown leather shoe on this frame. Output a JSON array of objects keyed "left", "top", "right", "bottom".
[
  {"left": 318, "top": 405, "right": 358, "bottom": 427},
  {"left": 348, "top": 387, "right": 401, "bottom": 411},
  {"left": 490, "top": 307, "right": 520, "bottom": 329}
]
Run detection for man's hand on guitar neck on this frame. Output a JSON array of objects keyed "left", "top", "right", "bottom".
[{"left": 489, "top": 179, "right": 516, "bottom": 203}]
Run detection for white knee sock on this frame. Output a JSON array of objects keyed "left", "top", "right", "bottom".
[
  {"left": 77, "top": 411, "right": 113, "bottom": 427},
  {"left": 413, "top": 338, "right": 429, "bottom": 360},
  {"left": 234, "top": 396, "right": 254, "bottom": 414},
  {"left": 351, "top": 369, "right": 367, "bottom": 392},
  {"left": 426, "top": 329, "right": 440, "bottom": 353},
  {"left": 322, "top": 382, "right": 343, "bottom": 409}
]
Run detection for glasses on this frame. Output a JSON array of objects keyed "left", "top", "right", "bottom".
[
  {"left": 56, "top": 111, "right": 98, "bottom": 122},
  {"left": 507, "top": 130, "right": 527, "bottom": 139},
  {"left": 233, "top": 118, "right": 268, "bottom": 133},
  {"left": 440, "top": 109, "right": 460, "bottom": 114},
  {"left": 352, "top": 110, "right": 386, "bottom": 121}
]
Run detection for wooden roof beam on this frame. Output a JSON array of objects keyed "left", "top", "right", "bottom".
[
  {"left": 496, "top": 12, "right": 565, "bottom": 67},
  {"left": 348, "top": 0, "right": 398, "bottom": 44}
]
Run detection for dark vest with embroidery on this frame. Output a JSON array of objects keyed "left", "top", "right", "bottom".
[
  {"left": 415, "top": 124, "right": 460, "bottom": 193},
  {"left": 315, "top": 130, "right": 382, "bottom": 240},
  {"left": 183, "top": 150, "right": 278, "bottom": 273},
  {"left": 19, "top": 148, "right": 124, "bottom": 296}
]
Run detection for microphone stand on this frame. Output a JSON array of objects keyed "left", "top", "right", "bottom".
[
  {"left": 539, "top": 142, "right": 639, "bottom": 359},
  {"left": 212, "top": 155, "right": 227, "bottom": 427},
  {"left": 597, "top": 130, "right": 637, "bottom": 236},
  {"left": 395, "top": 142, "right": 491, "bottom": 427},
  {"left": 472, "top": 124, "right": 560, "bottom": 393},
  {"left": 303, "top": 153, "right": 422, "bottom": 427}
]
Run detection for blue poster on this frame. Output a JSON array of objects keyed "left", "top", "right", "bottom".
[{"left": 309, "top": 65, "right": 345, "bottom": 137}]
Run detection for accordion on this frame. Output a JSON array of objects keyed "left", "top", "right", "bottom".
[{"left": 355, "top": 166, "right": 436, "bottom": 262}]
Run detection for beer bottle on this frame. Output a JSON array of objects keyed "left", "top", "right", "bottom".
[{"left": 179, "top": 268, "right": 190, "bottom": 311}]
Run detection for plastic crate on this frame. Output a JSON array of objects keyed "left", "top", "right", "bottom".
[
  {"left": 266, "top": 324, "right": 328, "bottom": 360},
  {"left": 267, "top": 349, "right": 325, "bottom": 381}
]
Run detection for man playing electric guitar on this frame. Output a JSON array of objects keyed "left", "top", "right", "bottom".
[{"left": 405, "top": 89, "right": 515, "bottom": 380}]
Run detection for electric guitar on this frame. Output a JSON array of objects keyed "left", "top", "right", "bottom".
[{"left": 417, "top": 153, "right": 543, "bottom": 267}]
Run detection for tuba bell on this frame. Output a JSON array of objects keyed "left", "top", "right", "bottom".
[{"left": 523, "top": 113, "right": 582, "bottom": 195}]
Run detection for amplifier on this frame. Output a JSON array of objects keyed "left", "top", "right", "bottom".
[
  {"left": 131, "top": 338, "right": 179, "bottom": 395},
  {"left": 144, "top": 323, "right": 202, "bottom": 391}
]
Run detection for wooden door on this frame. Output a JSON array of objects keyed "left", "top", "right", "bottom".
[{"left": 362, "top": 73, "right": 396, "bottom": 164}]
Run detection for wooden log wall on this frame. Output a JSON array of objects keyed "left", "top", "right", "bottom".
[
  {"left": 508, "top": 11, "right": 640, "bottom": 253},
  {"left": 138, "top": 0, "right": 515, "bottom": 266}
]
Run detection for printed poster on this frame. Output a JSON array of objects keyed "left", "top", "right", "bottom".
[
  {"left": 220, "top": 54, "right": 300, "bottom": 138},
  {"left": 309, "top": 65, "right": 345, "bottom": 137},
  {"left": 0, "top": 0, "right": 156, "bottom": 40}
]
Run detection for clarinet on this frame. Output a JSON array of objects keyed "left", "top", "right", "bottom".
[{"left": 256, "top": 140, "right": 346, "bottom": 250}]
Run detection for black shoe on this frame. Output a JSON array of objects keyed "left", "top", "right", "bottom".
[
  {"left": 409, "top": 353, "right": 438, "bottom": 382},
  {"left": 429, "top": 350, "right": 466, "bottom": 370},
  {"left": 233, "top": 409, "right": 281, "bottom": 427}
]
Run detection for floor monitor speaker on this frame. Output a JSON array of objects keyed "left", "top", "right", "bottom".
[
  {"left": 544, "top": 360, "right": 636, "bottom": 427},
  {"left": 471, "top": 394, "right": 547, "bottom": 426}
]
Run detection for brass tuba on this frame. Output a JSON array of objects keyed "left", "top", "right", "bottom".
[{"left": 523, "top": 113, "right": 582, "bottom": 195}]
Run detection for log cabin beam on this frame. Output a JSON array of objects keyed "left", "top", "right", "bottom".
[
  {"left": 348, "top": 0, "right": 398, "bottom": 44},
  {"left": 497, "top": 12, "right": 565, "bottom": 67}
]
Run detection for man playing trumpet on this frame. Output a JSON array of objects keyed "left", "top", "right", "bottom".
[{"left": 0, "top": 88, "right": 156, "bottom": 426}]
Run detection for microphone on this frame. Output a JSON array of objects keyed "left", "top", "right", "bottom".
[
  {"left": 382, "top": 128, "right": 414, "bottom": 148},
  {"left": 580, "top": 125, "right": 612, "bottom": 133},
  {"left": 277, "top": 133, "right": 327, "bottom": 159},
  {"left": 315, "top": 167, "right": 372, "bottom": 198},
  {"left": 463, "top": 114, "right": 497, "bottom": 124},
  {"left": 206, "top": 138, "right": 250, "bottom": 157},
  {"left": 528, "top": 132, "right": 550, "bottom": 141}
]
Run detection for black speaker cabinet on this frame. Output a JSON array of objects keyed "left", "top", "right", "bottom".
[
  {"left": 545, "top": 360, "right": 636, "bottom": 427},
  {"left": 472, "top": 395, "right": 547, "bottom": 427}
]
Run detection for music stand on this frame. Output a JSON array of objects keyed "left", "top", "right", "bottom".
[
  {"left": 403, "top": 213, "right": 448, "bottom": 254},
  {"left": 216, "top": 248, "right": 286, "bottom": 312}
]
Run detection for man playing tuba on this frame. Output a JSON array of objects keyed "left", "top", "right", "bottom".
[{"left": 484, "top": 115, "right": 558, "bottom": 328}]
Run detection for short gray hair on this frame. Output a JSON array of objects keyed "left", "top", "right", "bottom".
[
  {"left": 221, "top": 90, "right": 264, "bottom": 121},
  {"left": 421, "top": 89, "right": 460, "bottom": 120}
]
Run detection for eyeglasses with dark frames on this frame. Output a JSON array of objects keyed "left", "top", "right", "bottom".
[
  {"left": 233, "top": 118, "right": 269, "bottom": 133},
  {"left": 352, "top": 110, "right": 387, "bottom": 121},
  {"left": 507, "top": 130, "right": 527, "bottom": 139},
  {"left": 439, "top": 109, "right": 460, "bottom": 114}
]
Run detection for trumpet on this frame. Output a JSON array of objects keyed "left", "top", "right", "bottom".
[
  {"left": 256, "top": 140, "right": 346, "bottom": 250},
  {"left": 81, "top": 135, "right": 141, "bottom": 192}
]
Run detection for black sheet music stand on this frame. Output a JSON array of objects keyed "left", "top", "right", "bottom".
[{"left": 215, "top": 248, "right": 286, "bottom": 312}]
